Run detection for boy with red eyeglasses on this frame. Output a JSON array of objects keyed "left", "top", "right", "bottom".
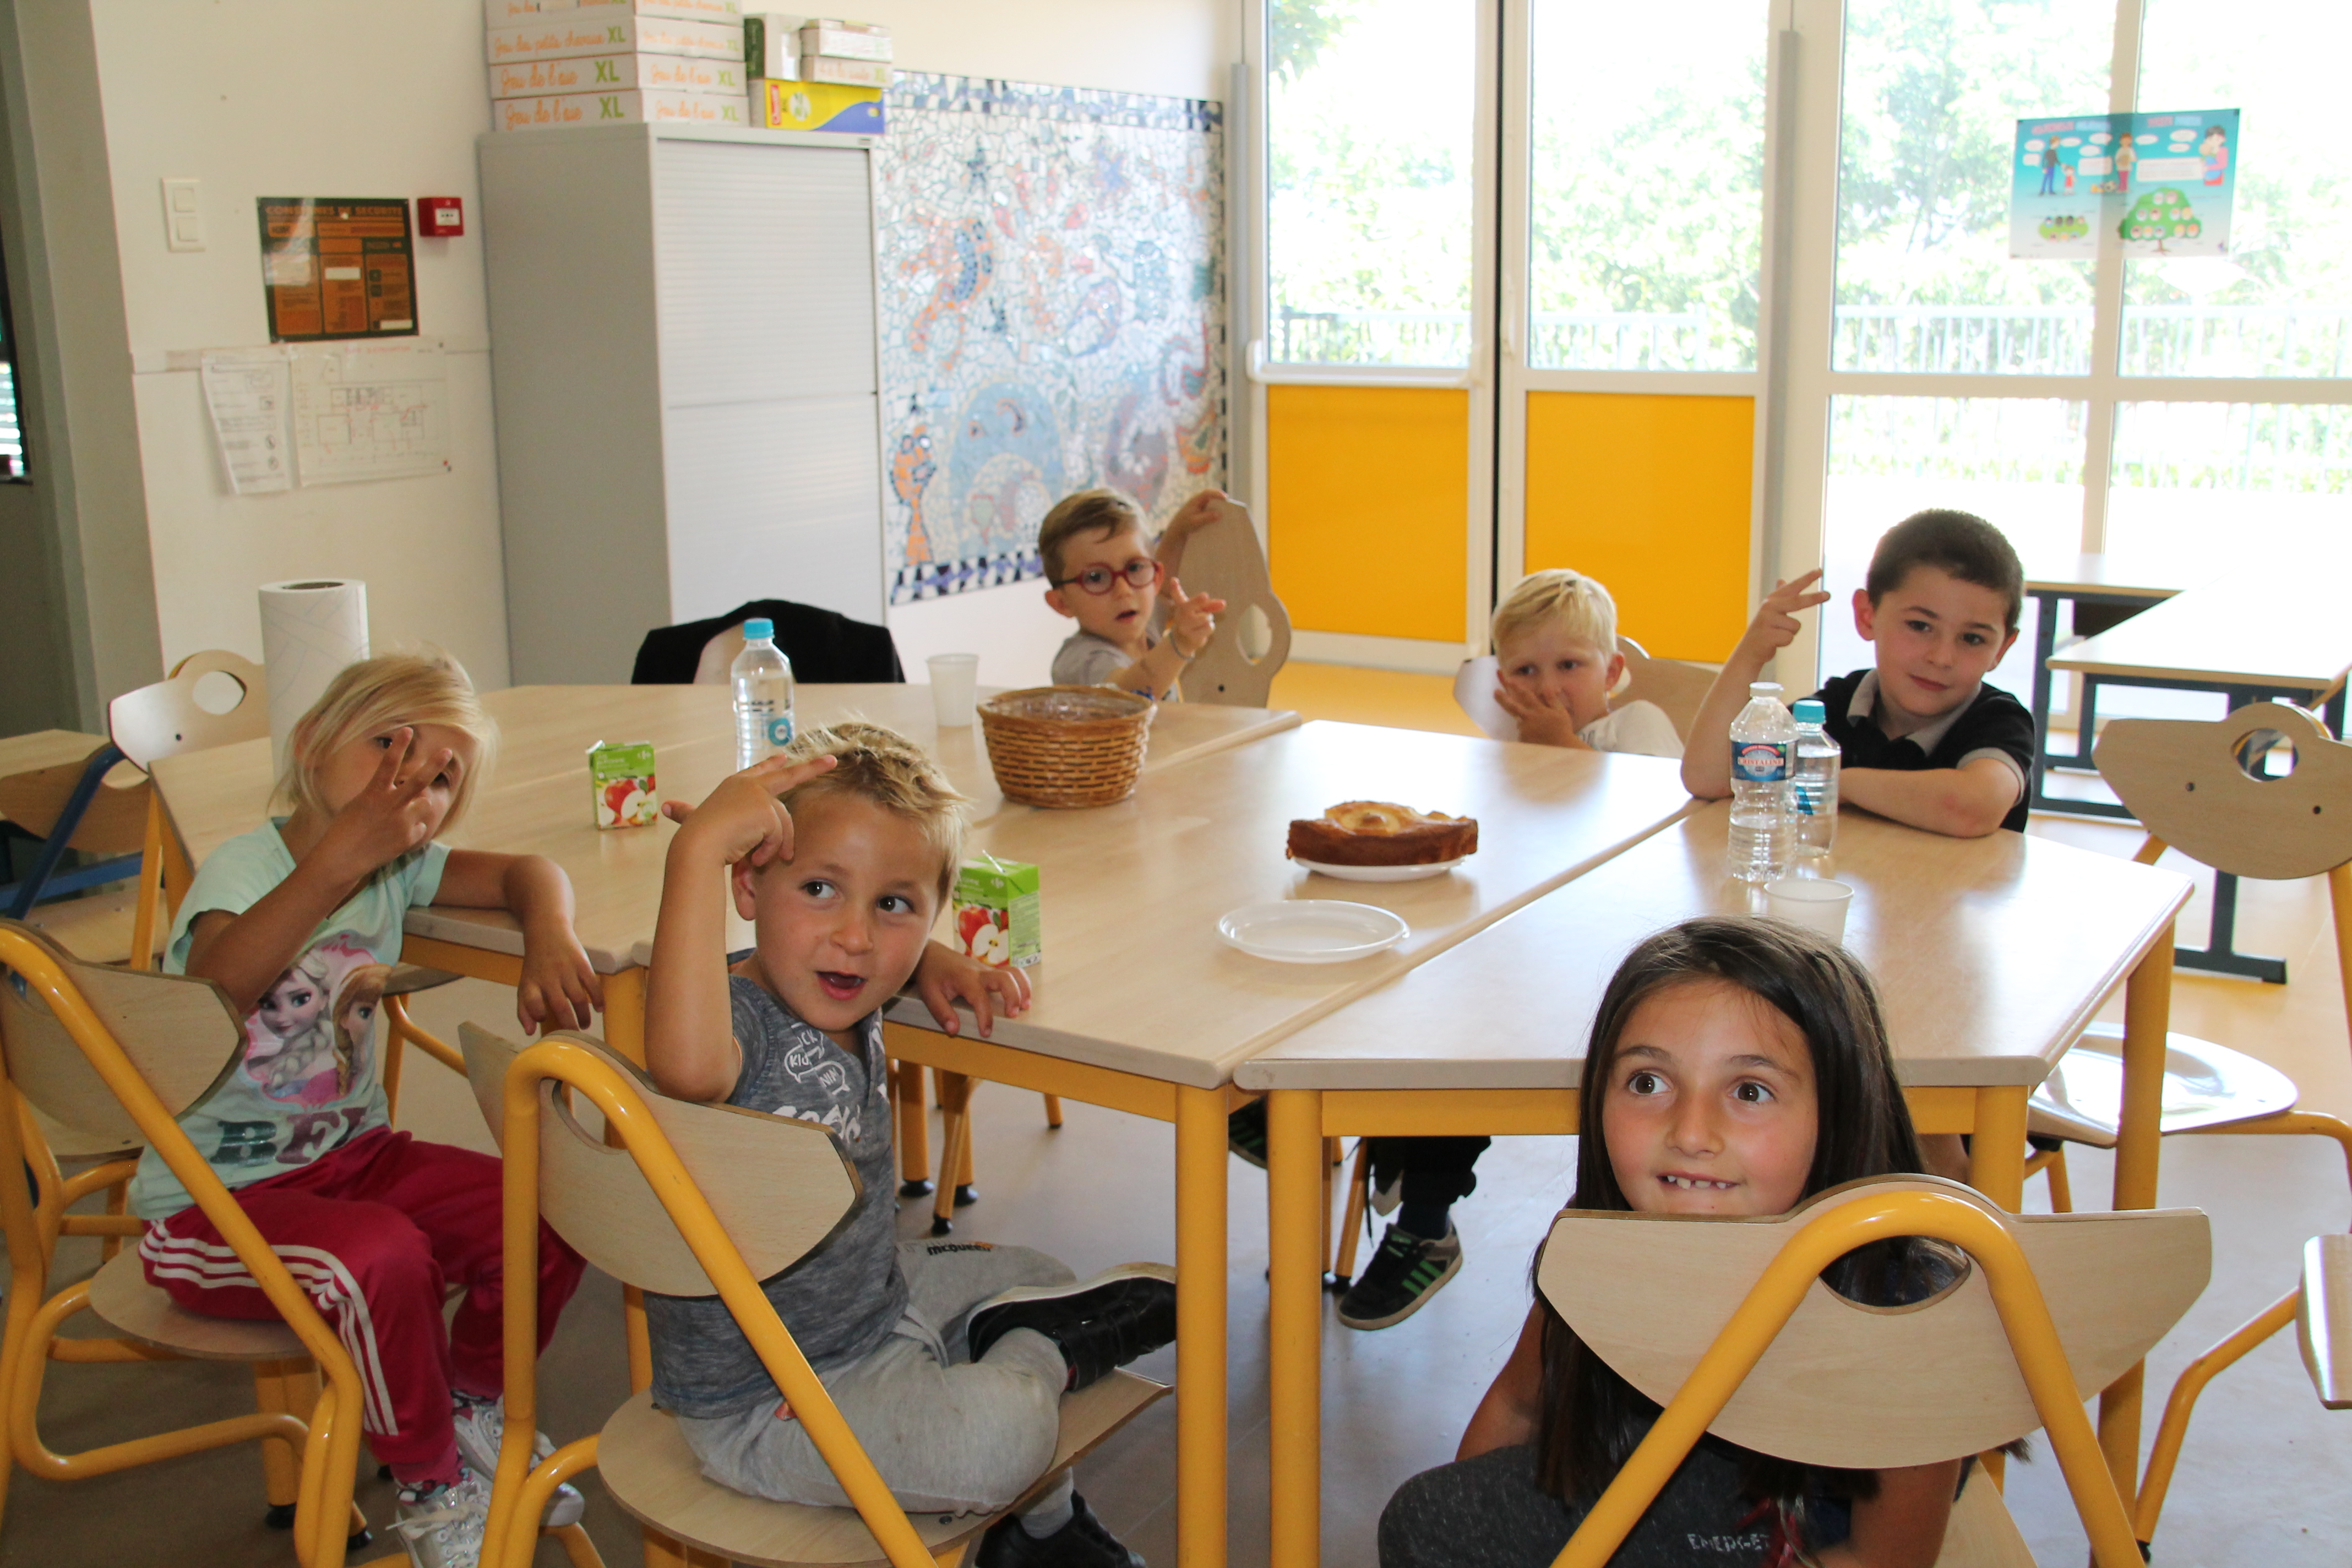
[{"left": 1039, "top": 488, "right": 1230, "bottom": 700}]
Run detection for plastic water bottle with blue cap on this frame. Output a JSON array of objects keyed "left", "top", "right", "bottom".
[
  {"left": 732, "top": 618, "right": 796, "bottom": 770},
  {"left": 1789, "top": 697, "right": 1841, "bottom": 865},
  {"left": 1727, "top": 680, "right": 1793, "bottom": 883}
]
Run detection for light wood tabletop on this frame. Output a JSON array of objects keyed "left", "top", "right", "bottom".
[
  {"left": 151, "top": 683, "right": 1302, "bottom": 972},
  {"left": 2022, "top": 552, "right": 2179, "bottom": 600},
  {"left": 2049, "top": 577, "right": 2352, "bottom": 694},
  {"left": 1245, "top": 804, "right": 2195, "bottom": 1568},
  {"left": 0, "top": 731, "right": 115, "bottom": 782},
  {"left": 866, "top": 722, "right": 1697, "bottom": 1091},
  {"left": 1237, "top": 805, "right": 2193, "bottom": 1092}
]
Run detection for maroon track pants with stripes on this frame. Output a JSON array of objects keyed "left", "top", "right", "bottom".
[{"left": 140, "top": 1128, "right": 586, "bottom": 1472}]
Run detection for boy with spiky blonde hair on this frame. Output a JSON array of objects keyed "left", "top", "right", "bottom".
[
  {"left": 1484, "top": 569, "right": 1681, "bottom": 758},
  {"left": 645, "top": 722, "right": 1177, "bottom": 1568}
]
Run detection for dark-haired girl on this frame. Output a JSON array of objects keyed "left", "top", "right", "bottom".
[{"left": 1379, "top": 916, "right": 1973, "bottom": 1568}]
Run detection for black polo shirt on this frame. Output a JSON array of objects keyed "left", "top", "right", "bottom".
[{"left": 1809, "top": 669, "right": 2035, "bottom": 833}]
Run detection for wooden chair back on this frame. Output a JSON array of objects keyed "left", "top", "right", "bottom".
[
  {"left": 1537, "top": 1175, "right": 2210, "bottom": 1470},
  {"left": 1174, "top": 498, "right": 1292, "bottom": 707},
  {"left": 459, "top": 1023, "right": 860, "bottom": 1295},
  {"left": 0, "top": 747, "right": 149, "bottom": 856},
  {"left": 107, "top": 650, "right": 270, "bottom": 770},
  {"left": 0, "top": 918, "right": 245, "bottom": 1143},
  {"left": 1614, "top": 636, "right": 1718, "bottom": 744},
  {"left": 2094, "top": 702, "right": 2352, "bottom": 881}
]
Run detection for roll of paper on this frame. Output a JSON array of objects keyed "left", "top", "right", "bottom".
[{"left": 260, "top": 579, "right": 369, "bottom": 775}]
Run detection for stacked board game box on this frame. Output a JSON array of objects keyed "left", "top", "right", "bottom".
[
  {"left": 742, "top": 12, "right": 888, "bottom": 133},
  {"left": 487, "top": 0, "right": 750, "bottom": 132}
]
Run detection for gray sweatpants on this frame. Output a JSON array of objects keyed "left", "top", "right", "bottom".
[{"left": 679, "top": 1238, "right": 1075, "bottom": 1515}]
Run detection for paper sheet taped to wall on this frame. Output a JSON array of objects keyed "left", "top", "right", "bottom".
[
  {"left": 288, "top": 339, "right": 450, "bottom": 484},
  {"left": 200, "top": 348, "right": 295, "bottom": 494},
  {"left": 198, "top": 340, "right": 449, "bottom": 491}
]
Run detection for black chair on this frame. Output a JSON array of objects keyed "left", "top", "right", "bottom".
[{"left": 630, "top": 600, "right": 905, "bottom": 686}]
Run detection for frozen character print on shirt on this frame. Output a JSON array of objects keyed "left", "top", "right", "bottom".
[{"left": 242, "top": 939, "right": 384, "bottom": 1108}]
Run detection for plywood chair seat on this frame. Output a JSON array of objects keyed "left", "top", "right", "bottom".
[
  {"left": 385, "top": 964, "right": 461, "bottom": 996},
  {"left": 1536, "top": 1178, "right": 2210, "bottom": 1568},
  {"left": 2027, "top": 1021, "right": 2300, "bottom": 1148},
  {"left": 596, "top": 1373, "right": 1168, "bottom": 1568},
  {"left": 84, "top": 1246, "right": 309, "bottom": 1361},
  {"left": 2297, "top": 1234, "right": 2352, "bottom": 1411}
]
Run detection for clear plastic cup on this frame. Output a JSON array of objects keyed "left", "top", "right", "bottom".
[
  {"left": 927, "top": 653, "right": 980, "bottom": 728},
  {"left": 1765, "top": 878, "right": 1854, "bottom": 942}
]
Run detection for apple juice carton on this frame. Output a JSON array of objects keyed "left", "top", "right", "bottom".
[
  {"left": 588, "top": 740, "right": 659, "bottom": 829},
  {"left": 952, "top": 853, "right": 1041, "bottom": 970}
]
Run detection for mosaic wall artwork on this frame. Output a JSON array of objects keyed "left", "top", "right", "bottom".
[{"left": 875, "top": 73, "right": 1226, "bottom": 603}]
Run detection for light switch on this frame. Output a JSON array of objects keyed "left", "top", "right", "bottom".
[{"left": 161, "top": 178, "right": 202, "bottom": 251}]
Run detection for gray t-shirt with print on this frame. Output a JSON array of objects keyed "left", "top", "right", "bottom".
[{"left": 644, "top": 977, "right": 909, "bottom": 1418}]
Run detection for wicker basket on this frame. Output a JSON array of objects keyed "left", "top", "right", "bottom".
[{"left": 978, "top": 685, "right": 1156, "bottom": 808}]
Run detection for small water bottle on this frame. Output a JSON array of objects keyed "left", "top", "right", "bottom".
[
  {"left": 731, "top": 618, "right": 796, "bottom": 771},
  {"left": 1727, "top": 681, "right": 1794, "bottom": 884},
  {"left": 1790, "top": 698, "right": 1841, "bottom": 866}
]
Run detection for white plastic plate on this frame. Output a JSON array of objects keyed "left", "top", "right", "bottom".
[
  {"left": 1217, "top": 900, "right": 1409, "bottom": 963},
  {"left": 1293, "top": 857, "right": 1467, "bottom": 883}
]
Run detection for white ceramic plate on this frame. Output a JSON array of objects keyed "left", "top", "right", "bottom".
[
  {"left": 1294, "top": 856, "right": 1466, "bottom": 883},
  {"left": 1217, "top": 900, "right": 1409, "bottom": 963}
]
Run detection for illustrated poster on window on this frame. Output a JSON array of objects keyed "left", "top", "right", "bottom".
[
  {"left": 874, "top": 74, "right": 1226, "bottom": 603},
  {"left": 2010, "top": 110, "right": 2239, "bottom": 259}
]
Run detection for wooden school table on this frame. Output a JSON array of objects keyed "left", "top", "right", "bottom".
[
  {"left": 148, "top": 680, "right": 1299, "bottom": 1568},
  {"left": 1236, "top": 805, "right": 2193, "bottom": 1568},
  {"left": 853, "top": 723, "right": 1697, "bottom": 1568},
  {"left": 152, "top": 682, "right": 1302, "bottom": 1044},
  {"left": 2022, "top": 553, "right": 2178, "bottom": 816},
  {"left": 2050, "top": 577, "right": 2352, "bottom": 983}
]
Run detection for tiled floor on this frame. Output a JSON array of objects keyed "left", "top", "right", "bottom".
[{"left": 6, "top": 665, "right": 2347, "bottom": 1566}]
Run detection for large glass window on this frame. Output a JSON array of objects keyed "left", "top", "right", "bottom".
[
  {"left": 1525, "top": 0, "right": 1767, "bottom": 371},
  {"left": 1832, "top": 0, "right": 2113, "bottom": 376},
  {"left": 0, "top": 238, "right": 23, "bottom": 480},
  {"left": 2124, "top": 0, "right": 2352, "bottom": 378},
  {"left": 2108, "top": 401, "right": 2352, "bottom": 568},
  {"left": 1266, "top": 0, "right": 1478, "bottom": 367},
  {"left": 1821, "top": 394, "right": 2082, "bottom": 685}
]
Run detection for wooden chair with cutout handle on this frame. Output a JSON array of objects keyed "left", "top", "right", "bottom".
[
  {"left": 458, "top": 1022, "right": 1168, "bottom": 1568},
  {"left": 108, "top": 649, "right": 465, "bottom": 1119},
  {"left": 0, "top": 741, "right": 150, "bottom": 961},
  {"left": 1170, "top": 497, "right": 1291, "bottom": 709},
  {"left": 2028, "top": 703, "right": 2352, "bottom": 1550},
  {"left": 1534, "top": 1175, "right": 2211, "bottom": 1568},
  {"left": 0, "top": 917, "right": 389, "bottom": 1561}
]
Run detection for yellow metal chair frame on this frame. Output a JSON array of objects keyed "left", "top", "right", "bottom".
[
  {"left": 480, "top": 1034, "right": 1045, "bottom": 1568},
  {"left": 0, "top": 921, "right": 368, "bottom": 1566},
  {"left": 2030, "top": 705, "right": 2352, "bottom": 1550},
  {"left": 1544, "top": 1187, "right": 2171, "bottom": 1568}
]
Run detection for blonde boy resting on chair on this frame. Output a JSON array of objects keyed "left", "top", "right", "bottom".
[
  {"left": 643, "top": 722, "right": 1178, "bottom": 1568},
  {"left": 1042, "top": 487, "right": 1233, "bottom": 701},
  {"left": 1474, "top": 569, "right": 1683, "bottom": 757}
]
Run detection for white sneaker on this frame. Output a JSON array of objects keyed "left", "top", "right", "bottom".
[
  {"left": 395, "top": 1466, "right": 494, "bottom": 1568},
  {"left": 450, "top": 1396, "right": 585, "bottom": 1528}
]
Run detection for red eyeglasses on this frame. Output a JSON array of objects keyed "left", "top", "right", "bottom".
[{"left": 1052, "top": 558, "right": 1162, "bottom": 595}]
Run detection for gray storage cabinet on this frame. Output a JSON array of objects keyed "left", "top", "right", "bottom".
[{"left": 479, "top": 123, "right": 886, "bottom": 684}]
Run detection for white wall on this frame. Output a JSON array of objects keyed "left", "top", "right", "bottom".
[{"left": 84, "top": 0, "right": 1237, "bottom": 693}]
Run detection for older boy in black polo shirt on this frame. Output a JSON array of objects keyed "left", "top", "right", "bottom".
[{"left": 1684, "top": 509, "right": 2034, "bottom": 837}]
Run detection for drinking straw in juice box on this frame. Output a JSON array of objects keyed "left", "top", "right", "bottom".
[
  {"left": 587, "top": 741, "right": 659, "bottom": 829},
  {"left": 952, "top": 854, "right": 1041, "bottom": 970}
]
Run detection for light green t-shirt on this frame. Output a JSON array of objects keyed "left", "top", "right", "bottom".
[{"left": 129, "top": 821, "right": 450, "bottom": 1219}]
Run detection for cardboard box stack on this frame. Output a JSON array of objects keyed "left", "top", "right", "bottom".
[
  {"left": 744, "top": 13, "right": 889, "bottom": 134},
  {"left": 487, "top": 0, "right": 751, "bottom": 133}
]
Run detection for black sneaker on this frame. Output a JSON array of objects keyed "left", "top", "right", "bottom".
[
  {"left": 1336, "top": 1224, "right": 1462, "bottom": 1330},
  {"left": 966, "top": 1264, "right": 1177, "bottom": 1391},
  {"left": 976, "top": 1494, "right": 1143, "bottom": 1568},
  {"left": 1227, "top": 1100, "right": 1267, "bottom": 1169}
]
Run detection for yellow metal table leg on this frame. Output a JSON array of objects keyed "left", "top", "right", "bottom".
[
  {"left": 602, "top": 966, "right": 648, "bottom": 1066},
  {"left": 1267, "top": 1090, "right": 1324, "bottom": 1568},
  {"left": 2101, "top": 940, "right": 2174, "bottom": 1501},
  {"left": 1967, "top": 1086, "right": 2029, "bottom": 1212},
  {"left": 1174, "top": 1084, "right": 1228, "bottom": 1568}
]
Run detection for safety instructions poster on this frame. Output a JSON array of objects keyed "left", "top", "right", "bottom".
[
  {"left": 256, "top": 197, "right": 419, "bottom": 341},
  {"left": 2011, "top": 109, "right": 2239, "bottom": 259}
]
